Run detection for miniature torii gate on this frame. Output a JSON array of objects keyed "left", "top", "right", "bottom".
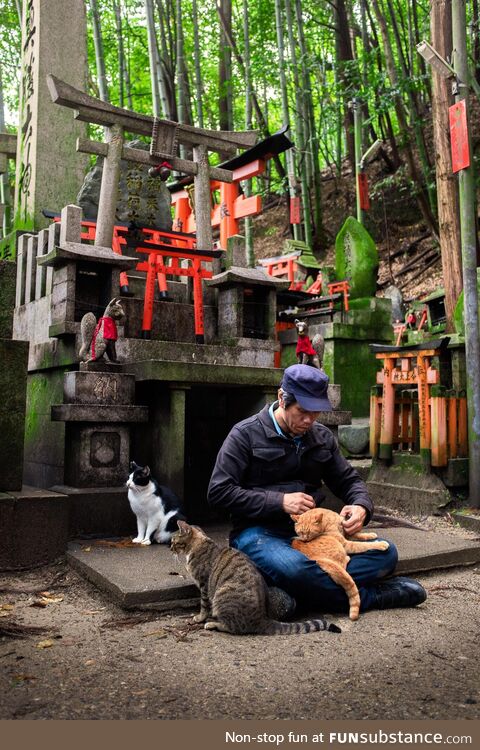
[{"left": 46, "top": 75, "right": 258, "bottom": 255}]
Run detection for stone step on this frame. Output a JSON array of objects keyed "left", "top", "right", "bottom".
[
  {"left": 366, "top": 461, "right": 451, "bottom": 515},
  {"left": 67, "top": 522, "right": 480, "bottom": 610}
]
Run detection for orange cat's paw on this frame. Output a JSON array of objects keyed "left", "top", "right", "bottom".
[{"left": 377, "top": 541, "right": 390, "bottom": 550}]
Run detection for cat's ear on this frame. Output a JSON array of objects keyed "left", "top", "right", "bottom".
[
  {"left": 130, "top": 460, "right": 138, "bottom": 471},
  {"left": 177, "top": 520, "right": 190, "bottom": 534},
  {"left": 290, "top": 514, "right": 300, "bottom": 522},
  {"left": 142, "top": 465, "right": 150, "bottom": 475}
]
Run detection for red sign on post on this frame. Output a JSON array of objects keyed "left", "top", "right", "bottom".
[
  {"left": 358, "top": 172, "right": 370, "bottom": 210},
  {"left": 449, "top": 100, "right": 470, "bottom": 173},
  {"left": 290, "top": 196, "right": 301, "bottom": 225}
]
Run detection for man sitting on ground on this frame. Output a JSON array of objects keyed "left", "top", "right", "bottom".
[{"left": 207, "top": 364, "right": 426, "bottom": 617}]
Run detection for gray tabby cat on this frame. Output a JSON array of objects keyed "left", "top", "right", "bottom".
[{"left": 171, "top": 521, "right": 341, "bottom": 636}]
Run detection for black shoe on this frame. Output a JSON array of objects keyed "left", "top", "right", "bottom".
[
  {"left": 267, "top": 586, "right": 297, "bottom": 620},
  {"left": 371, "top": 576, "right": 427, "bottom": 610}
]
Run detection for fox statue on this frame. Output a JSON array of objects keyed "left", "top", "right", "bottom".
[
  {"left": 294, "top": 319, "right": 324, "bottom": 370},
  {"left": 79, "top": 298, "right": 126, "bottom": 363}
]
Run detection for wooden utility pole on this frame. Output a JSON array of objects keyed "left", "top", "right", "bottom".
[{"left": 452, "top": 0, "right": 480, "bottom": 506}]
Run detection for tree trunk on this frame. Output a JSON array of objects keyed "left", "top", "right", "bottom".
[
  {"left": 370, "top": 0, "right": 438, "bottom": 236},
  {"left": 145, "top": 0, "right": 162, "bottom": 118},
  {"left": 295, "top": 0, "right": 324, "bottom": 243},
  {"left": 274, "top": 0, "right": 301, "bottom": 240},
  {"left": 113, "top": 0, "right": 124, "bottom": 107},
  {"left": 431, "top": 0, "right": 462, "bottom": 329},
  {"left": 386, "top": 0, "right": 436, "bottom": 215},
  {"left": 473, "top": 0, "right": 480, "bottom": 84},
  {"left": 333, "top": 0, "right": 356, "bottom": 169},
  {"left": 218, "top": 0, "right": 233, "bottom": 131},
  {"left": 156, "top": 0, "right": 176, "bottom": 120},
  {"left": 176, "top": 0, "right": 186, "bottom": 130},
  {"left": 216, "top": 3, "right": 286, "bottom": 180},
  {"left": 88, "top": 0, "right": 109, "bottom": 102},
  {"left": 243, "top": 0, "right": 254, "bottom": 267},
  {"left": 285, "top": 0, "right": 313, "bottom": 247},
  {"left": 192, "top": 0, "right": 204, "bottom": 128}
]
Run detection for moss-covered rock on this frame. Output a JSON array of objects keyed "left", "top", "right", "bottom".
[{"left": 335, "top": 216, "right": 379, "bottom": 299}]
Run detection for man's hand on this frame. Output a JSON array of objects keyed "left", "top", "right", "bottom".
[
  {"left": 340, "top": 505, "right": 367, "bottom": 535},
  {"left": 282, "top": 492, "right": 315, "bottom": 515}
]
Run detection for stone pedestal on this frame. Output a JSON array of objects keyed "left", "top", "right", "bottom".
[
  {"left": 52, "top": 370, "right": 148, "bottom": 488},
  {"left": 51, "top": 369, "right": 148, "bottom": 536}
]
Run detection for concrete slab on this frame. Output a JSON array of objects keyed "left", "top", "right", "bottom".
[{"left": 67, "top": 522, "right": 480, "bottom": 610}]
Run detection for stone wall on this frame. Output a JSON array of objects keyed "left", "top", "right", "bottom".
[{"left": 23, "top": 370, "right": 66, "bottom": 488}]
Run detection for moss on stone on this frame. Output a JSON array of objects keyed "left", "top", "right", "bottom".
[
  {"left": 453, "top": 269, "right": 480, "bottom": 336},
  {"left": 335, "top": 217, "right": 379, "bottom": 299}
]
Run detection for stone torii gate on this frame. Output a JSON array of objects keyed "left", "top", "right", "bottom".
[{"left": 46, "top": 75, "right": 258, "bottom": 253}]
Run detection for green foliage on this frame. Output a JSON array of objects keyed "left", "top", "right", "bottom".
[{"left": 1, "top": 0, "right": 473, "bottom": 238}]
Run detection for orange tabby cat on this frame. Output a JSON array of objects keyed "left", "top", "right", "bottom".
[{"left": 291, "top": 508, "right": 390, "bottom": 621}]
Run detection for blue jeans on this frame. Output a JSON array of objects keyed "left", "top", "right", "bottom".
[{"left": 231, "top": 526, "right": 398, "bottom": 613}]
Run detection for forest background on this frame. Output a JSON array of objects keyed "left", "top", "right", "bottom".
[{"left": 0, "top": 0, "right": 477, "bottom": 318}]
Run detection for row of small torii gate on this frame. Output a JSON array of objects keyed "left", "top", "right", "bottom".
[{"left": 45, "top": 76, "right": 301, "bottom": 343}]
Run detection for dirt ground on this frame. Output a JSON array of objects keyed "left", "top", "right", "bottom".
[{"left": 1, "top": 517, "right": 480, "bottom": 722}]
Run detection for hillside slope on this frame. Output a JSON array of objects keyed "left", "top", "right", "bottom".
[{"left": 251, "top": 153, "right": 444, "bottom": 305}]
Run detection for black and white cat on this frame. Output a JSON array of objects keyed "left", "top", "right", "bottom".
[{"left": 126, "top": 461, "right": 186, "bottom": 545}]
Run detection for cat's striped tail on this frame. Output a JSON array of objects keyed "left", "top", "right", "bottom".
[{"left": 261, "top": 618, "right": 341, "bottom": 635}]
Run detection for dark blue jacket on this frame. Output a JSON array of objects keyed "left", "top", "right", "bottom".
[{"left": 207, "top": 404, "right": 374, "bottom": 540}]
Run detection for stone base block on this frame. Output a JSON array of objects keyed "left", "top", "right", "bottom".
[
  {"left": 0, "top": 339, "right": 29, "bottom": 491},
  {"left": 317, "top": 410, "right": 351, "bottom": 427},
  {"left": 51, "top": 485, "right": 135, "bottom": 537},
  {"left": 63, "top": 370, "right": 136, "bottom": 404},
  {"left": 452, "top": 511, "right": 480, "bottom": 533},
  {"left": 0, "top": 486, "right": 68, "bottom": 570},
  {"left": 64, "top": 423, "right": 130, "bottom": 487},
  {"left": 443, "top": 458, "right": 469, "bottom": 488},
  {"left": 366, "top": 461, "right": 451, "bottom": 515}
]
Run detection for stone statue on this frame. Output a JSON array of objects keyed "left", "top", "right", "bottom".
[
  {"left": 79, "top": 298, "right": 126, "bottom": 363},
  {"left": 294, "top": 319, "right": 325, "bottom": 370}
]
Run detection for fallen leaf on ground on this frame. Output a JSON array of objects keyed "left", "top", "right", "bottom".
[
  {"left": 131, "top": 689, "right": 149, "bottom": 696},
  {"left": 35, "top": 639, "right": 55, "bottom": 649},
  {"left": 12, "top": 674, "right": 36, "bottom": 682},
  {"left": 0, "top": 604, "right": 15, "bottom": 617},
  {"left": 81, "top": 547, "right": 92, "bottom": 552},
  {"left": 93, "top": 538, "right": 139, "bottom": 548},
  {"left": 84, "top": 659, "right": 95, "bottom": 666},
  {"left": 31, "top": 593, "right": 64, "bottom": 607},
  {"left": 82, "top": 608, "right": 106, "bottom": 615},
  {"left": 143, "top": 629, "right": 168, "bottom": 638}
]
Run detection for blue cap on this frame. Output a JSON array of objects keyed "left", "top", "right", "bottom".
[{"left": 281, "top": 365, "right": 332, "bottom": 412}]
